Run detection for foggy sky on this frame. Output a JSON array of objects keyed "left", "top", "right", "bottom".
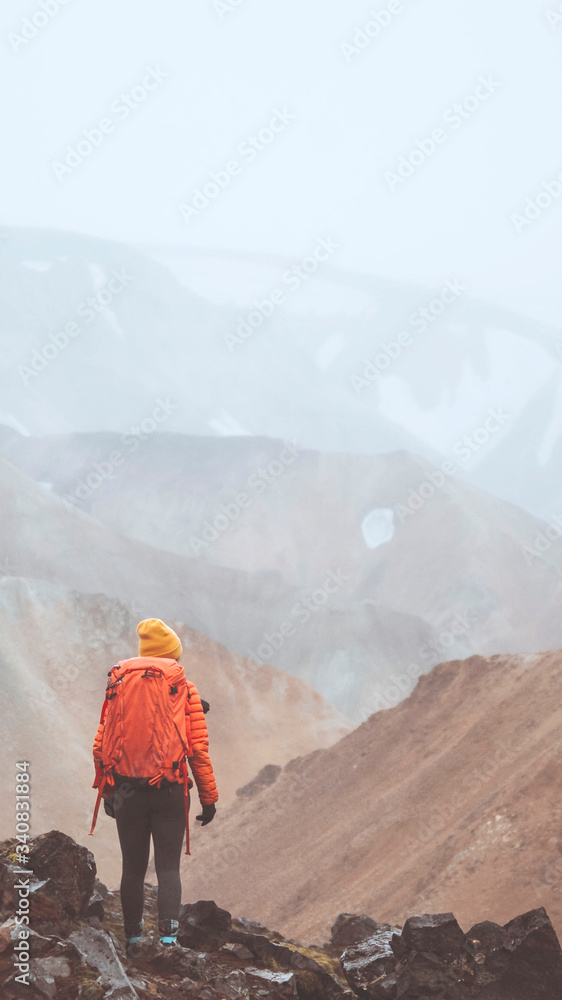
[{"left": 2, "top": 0, "right": 562, "bottom": 324}]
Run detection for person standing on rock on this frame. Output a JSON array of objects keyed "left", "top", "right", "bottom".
[{"left": 90, "top": 618, "right": 218, "bottom": 952}]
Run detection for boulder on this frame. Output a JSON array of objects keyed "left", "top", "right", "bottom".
[
  {"left": 331, "top": 913, "right": 380, "bottom": 949},
  {"left": 67, "top": 926, "right": 138, "bottom": 999},
  {"left": 179, "top": 899, "right": 232, "bottom": 951},
  {"left": 461, "top": 919, "right": 511, "bottom": 987},
  {"left": 392, "top": 913, "right": 466, "bottom": 998},
  {"left": 0, "top": 857, "right": 26, "bottom": 922},
  {"left": 499, "top": 907, "right": 562, "bottom": 998},
  {"left": 393, "top": 912, "right": 464, "bottom": 962},
  {"left": 86, "top": 888, "right": 106, "bottom": 922},
  {"left": 246, "top": 966, "right": 299, "bottom": 997},
  {"left": 28, "top": 831, "right": 96, "bottom": 934},
  {"left": 341, "top": 926, "right": 400, "bottom": 997},
  {"left": 28, "top": 954, "right": 72, "bottom": 1000}
]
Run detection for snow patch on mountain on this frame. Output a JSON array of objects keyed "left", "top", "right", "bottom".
[{"left": 361, "top": 508, "right": 395, "bottom": 550}]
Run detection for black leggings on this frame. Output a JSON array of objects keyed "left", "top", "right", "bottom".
[{"left": 113, "top": 775, "right": 186, "bottom": 935}]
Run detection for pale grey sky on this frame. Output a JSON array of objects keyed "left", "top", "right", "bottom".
[{"left": 2, "top": 0, "right": 562, "bottom": 321}]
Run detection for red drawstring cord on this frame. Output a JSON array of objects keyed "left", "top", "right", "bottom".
[
  {"left": 89, "top": 774, "right": 107, "bottom": 836},
  {"left": 182, "top": 761, "right": 191, "bottom": 855}
]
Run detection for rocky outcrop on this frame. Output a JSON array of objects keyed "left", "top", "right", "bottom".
[
  {"left": 236, "top": 764, "right": 282, "bottom": 799},
  {"left": 183, "top": 648, "right": 562, "bottom": 944},
  {"left": 1, "top": 832, "right": 562, "bottom": 998},
  {"left": 338, "top": 909, "right": 562, "bottom": 999}
]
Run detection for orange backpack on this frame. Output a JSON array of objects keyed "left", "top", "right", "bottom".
[{"left": 89, "top": 657, "right": 194, "bottom": 853}]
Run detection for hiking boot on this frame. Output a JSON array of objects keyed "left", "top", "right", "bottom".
[
  {"left": 125, "top": 918, "right": 144, "bottom": 955},
  {"left": 158, "top": 918, "right": 179, "bottom": 946}
]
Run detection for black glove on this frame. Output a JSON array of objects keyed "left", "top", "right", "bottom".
[
  {"left": 201, "top": 699, "right": 210, "bottom": 714},
  {"left": 196, "top": 803, "right": 216, "bottom": 826}
]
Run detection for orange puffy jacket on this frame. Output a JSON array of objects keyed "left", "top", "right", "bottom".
[{"left": 92, "top": 662, "right": 218, "bottom": 806}]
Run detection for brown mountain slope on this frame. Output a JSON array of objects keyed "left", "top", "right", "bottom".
[
  {"left": 0, "top": 575, "right": 349, "bottom": 888},
  {"left": 182, "top": 648, "right": 562, "bottom": 944}
]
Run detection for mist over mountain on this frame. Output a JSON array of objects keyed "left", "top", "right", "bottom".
[
  {"left": 3, "top": 424, "right": 562, "bottom": 723},
  {"left": 2, "top": 226, "right": 562, "bottom": 521}
]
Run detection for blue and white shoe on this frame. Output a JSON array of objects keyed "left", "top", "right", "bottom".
[
  {"left": 159, "top": 918, "right": 179, "bottom": 946},
  {"left": 125, "top": 918, "right": 144, "bottom": 955}
]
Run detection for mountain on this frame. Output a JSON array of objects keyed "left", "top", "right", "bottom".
[
  {"left": 181, "top": 648, "right": 562, "bottom": 944},
  {"left": 0, "top": 574, "right": 349, "bottom": 888},
  {"left": 0, "top": 447, "right": 440, "bottom": 720},
  {"left": 2, "top": 226, "right": 562, "bottom": 520},
  {"left": 4, "top": 430, "right": 562, "bottom": 721},
  {"left": 0, "top": 225, "right": 422, "bottom": 456}
]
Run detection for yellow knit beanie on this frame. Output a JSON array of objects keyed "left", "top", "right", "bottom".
[{"left": 137, "top": 618, "right": 182, "bottom": 660}]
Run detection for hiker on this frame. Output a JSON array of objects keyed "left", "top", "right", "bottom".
[{"left": 90, "top": 618, "right": 218, "bottom": 951}]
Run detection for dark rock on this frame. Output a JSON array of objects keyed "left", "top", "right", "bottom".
[
  {"left": 236, "top": 764, "right": 282, "bottom": 798},
  {"left": 499, "top": 907, "right": 562, "bottom": 998},
  {"left": 211, "top": 968, "right": 249, "bottom": 997},
  {"left": 232, "top": 916, "right": 270, "bottom": 935},
  {"left": 28, "top": 831, "right": 96, "bottom": 934},
  {"left": 341, "top": 926, "right": 399, "bottom": 997},
  {"left": 331, "top": 913, "right": 380, "bottom": 949},
  {"left": 221, "top": 941, "right": 254, "bottom": 960},
  {"left": 0, "top": 857, "right": 29, "bottom": 923},
  {"left": 179, "top": 899, "right": 232, "bottom": 951},
  {"left": 86, "top": 888, "right": 105, "bottom": 922},
  {"left": 228, "top": 930, "right": 320, "bottom": 971},
  {"left": 371, "top": 975, "right": 397, "bottom": 998},
  {"left": 228, "top": 930, "right": 352, "bottom": 998},
  {"left": 246, "top": 967, "right": 298, "bottom": 997},
  {"left": 392, "top": 913, "right": 465, "bottom": 998},
  {"left": 395, "top": 912, "right": 464, "bottom": 962},
  {"left": 0, "top": 917, "right": 50, "bottom": 954},
  {"left": 461, "top": 919, "right": 510, "bottom": 986},
  {"left": 129, "top": 934, "right": 210, "bottom": 979}
]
